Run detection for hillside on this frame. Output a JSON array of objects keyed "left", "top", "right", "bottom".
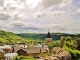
[
  {"left": 0, "top": 30, "right": 22, "bottom": 42},
  {"left": 0, "top": 30, "right": 80, "bottom": 42},
  {"left": 17, "top": 33, "right": 80, "bottom": 40}
]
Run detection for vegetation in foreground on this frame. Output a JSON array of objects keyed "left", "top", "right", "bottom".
[{"left": 13, "top": 56, "right": 36, "bottom": 60}]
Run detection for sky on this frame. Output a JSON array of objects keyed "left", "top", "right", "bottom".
[{"left": 0, "top": 0, "right": 80, "bottom": 34}]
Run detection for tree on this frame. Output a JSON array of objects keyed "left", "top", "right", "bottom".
[
  {"left": 74, "top": 37, "right": 80, "bottom": 50},
  {"left": 60, "top": 36, "right": 65, "bottom": 48}
]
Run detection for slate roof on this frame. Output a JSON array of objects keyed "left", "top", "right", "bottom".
[{"left": 46, "top": 32, "right": 51, "bottom": 38}]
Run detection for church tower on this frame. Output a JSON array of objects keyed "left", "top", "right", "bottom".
[{"left": 45, "top": 30, "right": 52, "bottom": 43}]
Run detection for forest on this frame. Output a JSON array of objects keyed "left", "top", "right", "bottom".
[{"left": 17, "top": 33, "right": 80, "bottom": 40}]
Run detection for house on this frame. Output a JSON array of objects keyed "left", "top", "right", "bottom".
[
  {"left": 0, "top": 49, "right": 4, "bottom": 59},
  {"left": 5, "top": 53, "right": 17, "bottom": 60},
  {"left": 32, "top": 44, "right": 43, "bottom": 48},
  {"left": 3, "top": 45, "right": 12, "bottom": 53},
  {"left": 17, "top": 47, "right": 48, "bottom": 57},
  {"left": 11, "top": 45, "right": 21, "bottom": 52},
  {"left": 0, "top": 45, "right": 12, "bottom": 53},
  {"left": 45, "top": 30, "right": 52, "bottom": 43},
  {"left": 20, "top": 45, "right": 27, "bottom": 48}
]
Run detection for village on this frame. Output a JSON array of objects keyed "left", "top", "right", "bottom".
[
  {"left": 0, "top": 31, "right": 51, "bottom": 60},
  {"left": 0, "top": 31, "right": 80, "bottom": 60},
  {"left": 0, "top": 42, "right": 49, "bottom": 60}
]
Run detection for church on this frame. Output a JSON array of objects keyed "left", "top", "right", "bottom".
[{"left": 45, "top": 30, "right": 52, "bottom": 43}]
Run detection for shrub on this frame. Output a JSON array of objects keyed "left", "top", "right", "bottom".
[
  {"left": 13, "top": 56, "right": 36, "bottom": 60},
  {"left": 63, "top": 46, "right": 80, "bottom": 60}
]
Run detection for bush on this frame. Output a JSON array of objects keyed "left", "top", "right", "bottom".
[
  {"left": 13, "top": 56, "right": 36, "bottom": 60},
  {"left": 63, "top": 46, "right": 80, "bottom": 60},
  {"left": 13, "top": 56, "right": 22, "bottom": 60},
  {"left": 47, "top": 41, "right": 60, "bottom": 53},
  {"left": 46, "top": 53, "right": 51, "bottom": 56},
  {"left": 39, "top": 53, "right": 46, "bottom": 57}
]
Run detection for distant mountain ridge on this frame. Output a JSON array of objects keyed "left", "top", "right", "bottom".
[
  {"left": 0, "top": 30, "right": 80, "bottom": 42},
  {"left": 17, "top": 33, "right": 80, "bottom": 40}
]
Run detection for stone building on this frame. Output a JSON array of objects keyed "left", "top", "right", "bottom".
[
  {"left": 60, "top": 36, "right": 66, "bottom": 48},
  {"left": 45, "top": 30, "right": 52, "bottom": 43}
]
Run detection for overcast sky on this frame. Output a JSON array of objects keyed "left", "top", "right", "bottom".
[{"left": 0, "top": 0, "right": 80, "bottom": 34}]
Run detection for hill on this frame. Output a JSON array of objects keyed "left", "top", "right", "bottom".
[
  {"left": 17, "top": 33, "right": 80, "bottom": 40},
  {"left": 0, "top": 30, "right": 22, "bottom": 42},
  {"left": 0, "top": 30, "right": 80, "bottom": 42}
]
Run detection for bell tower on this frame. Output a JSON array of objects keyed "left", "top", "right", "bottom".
[{"left": 45, "top": 29, "right": 52, "bottom": 43}]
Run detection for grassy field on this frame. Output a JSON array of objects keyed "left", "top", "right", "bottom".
[{"left": 0, "top": 30, "right": 44, "bottom": 43}]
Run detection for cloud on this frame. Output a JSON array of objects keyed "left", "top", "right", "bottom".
[
  {"left": 35, "top": 12, "right": 46, "bottom": 18},
  {"left": 0, "top": 13, "right": 11, "bottom": 20},
  {"left": 73, "top": 8, "right": 80, "bottom": 15},
  {"left": 0, "top": 0, "right": 26, "bottom": 20},
  {"left": 52, "top": 10, "right": 67, "bottom": 17},
  {"left": 48, "top": 24, "right": 68, "bottom": 31},
  {"left": 26, "top": 0, "right": 41, "bottom": 8},
  {"left": 4, "top": 0, "right": 25, "bottom": 9},
  {"left": 68, "top": 10, "right": 73, "bottom": 16},
  {"left": 0, "top": 11, "right": 26, "bottom": 20},
  {"left": 59, "top": 0, "right": 72, "bottom": 8},
  {"left": 1, "top": 21, "right": 68, "bottom": 33},
  {"left": 0, "top": 0, "right": 4, "bottom": 6},
  {"left": 0, "top": 22, "right": 7, "bottom": 30},
  {"left": 68, "top": 9, "right": 80, "bottom": 16},
  {"left": 7, "top": 21, "right": 43, "bottom": 32},
  {"left": 0, "top": 21, "right": 80, "bottom": 33},
  {"left": 0, "top": 0, "right": 80, "bottom": 34},
  {"left": 35, "top": 10, "right": 67, "bottom": 18},
  {"left": 39, "top": 0, "right": 63, "bottom": 8}
]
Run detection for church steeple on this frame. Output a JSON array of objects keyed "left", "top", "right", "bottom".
[
  {"left": 46, "top": 29, "right": 51, "bottom": 38},
  {"left": 45, "top": 29, "right": 52, "bottom": 43}
]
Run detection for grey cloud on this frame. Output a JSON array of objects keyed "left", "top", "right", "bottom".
[
  {"left": 0, "top": 22, "right": 7, "bottom": 30},
  {"left": 0, "top": 13, "right": 11, "bottom": 20},
  {"left": 39, "top": 0, "right": 63, "bottom": 8},
  {"left": 8, "top": 22, "right": 68, "bottom": 32},
  {"left": 8, "top": 22, "right": 43, "bottom": 31},
  {"left": 0, "top": 0, "right": 25, "bottom": 20},
  {"left": 0, "top": 0, "right": 4, "bottom": 6},
  {"left": 0, "top": 11, "right": 25, "bottom": 20},
  {"left": 49, "top": 24, "right": 67, "bottom": 31},
  {"left": 52, "top": 26, "right": 67, "bottom": 31},
  {"left": 10, "top": 22, "right": 25, "bottom": 28},
  {"left": 0, "top": 21, "right": 80, "bottom": 33}
]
